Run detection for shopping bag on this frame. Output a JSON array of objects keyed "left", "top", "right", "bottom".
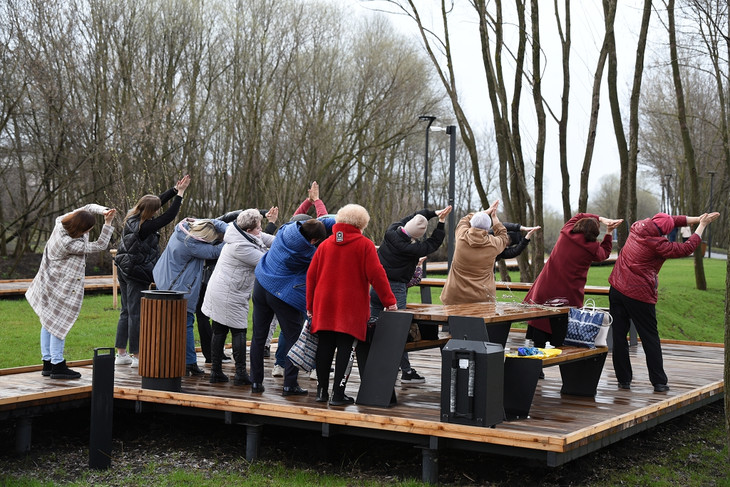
[
  {"left": 594, "top": 310, "right": 613, "bottom": 347},
  {"left": 564, "top": 300, "right": 605, "bottom": 348},
  {"left": 287, "top": 319, "right": 318, "bottom": 372}
]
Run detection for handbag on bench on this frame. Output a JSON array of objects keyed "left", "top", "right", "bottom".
[{"left": 565, "top": 300, "right": 611, "bottom": 348}]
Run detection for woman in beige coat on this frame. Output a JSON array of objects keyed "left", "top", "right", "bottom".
[{"left": 440, "top": 201, "right": 509, "bottom": 305}]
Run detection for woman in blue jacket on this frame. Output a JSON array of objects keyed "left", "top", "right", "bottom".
[
  {"left": 248, "top": 218, "right": 330, "bottom": 396},
  {"left": 153, "top": 218, "right": 227, "bottom": 376}
]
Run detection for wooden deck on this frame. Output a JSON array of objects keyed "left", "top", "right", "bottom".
[{"left": 0, "top": 332, "right": 723, "bottom": 481}]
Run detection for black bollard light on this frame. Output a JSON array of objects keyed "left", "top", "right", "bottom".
[{"left": 89, "top": 347, "right": 115, "bottom": 469}]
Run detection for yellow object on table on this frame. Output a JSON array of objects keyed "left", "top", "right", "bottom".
[{"left": 505, "top": 348, "right": 563, "bottom": 359}]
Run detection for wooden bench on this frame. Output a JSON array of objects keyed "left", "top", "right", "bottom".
[{"left": 503, "top": 345, "right": 608, "bottom": 418}]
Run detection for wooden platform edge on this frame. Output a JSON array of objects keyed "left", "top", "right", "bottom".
[
  {"left": 562, "top": 380, "right": 724, "bottom": 447},
  {"left": 0, "top": 359, "right": 94, "bottom": 377},
  {"left": 113, "top": 386, "right": 568, "bottom": 452}
]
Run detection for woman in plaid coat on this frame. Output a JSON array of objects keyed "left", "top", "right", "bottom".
[{"left": 26, "top": 204, "right": 116, "bottom": 379}]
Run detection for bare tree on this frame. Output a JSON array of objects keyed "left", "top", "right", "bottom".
[{"left": 668, "top": 0, "right": 707, "bottom": 289}]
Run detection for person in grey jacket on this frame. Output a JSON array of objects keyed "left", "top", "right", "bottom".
[
  {"left": 153, "top": 218, "right": 227, "bottom": 376},
  {"left": 195, "top": 206, "right": 278, "bottom": 364},
  {"left": 202, "top": 209, "right": 275, "bottom": 385}
]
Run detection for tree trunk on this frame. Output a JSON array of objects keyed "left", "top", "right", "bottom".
[
  {"left": 626, "top": 0, "right": 652, "bottom": 228},
  {"left": 578, "top": 2, "right": 612, "bottom": 216},
  {"left": 530, "top": 0, "right": 546, "bottom": 281},
  {"left": 554, "top": 0, "right": 572, "bottom": 222},
  {"left": 667, "top": 0, "right": 706, "bottom": 290},
  {"left": 605, "top": 0, "right": 631, "bottom": 247}
]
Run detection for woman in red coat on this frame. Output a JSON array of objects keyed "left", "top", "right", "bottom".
[
  {"left": 307, "top": 204, "right": 396, "bottom": 406},
  {"left": 523, "top": 213, "right": 622, "bottom": 347}
]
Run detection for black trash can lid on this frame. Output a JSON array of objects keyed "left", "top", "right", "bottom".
[{"left": 141, "top": 290, "right": 187, "bottom": 300}]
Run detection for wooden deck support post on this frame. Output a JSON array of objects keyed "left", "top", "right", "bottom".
[
  {"left": 15, "top": 417, "right": 32, "bottom": 455},
  {"left": 418, "top": 436, "right": 439, "bottom": 484},
  {"left": 245, "top": 423, "right": 262, "bottom": 461}
]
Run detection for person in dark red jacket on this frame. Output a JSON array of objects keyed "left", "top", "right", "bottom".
[
  {"left": 307, "top": 204, "right": 397, "bottom": 406},
  {"left": 609, "top": 211, "right": 720, "bottom": 393},
  {"left": 523, "top": 213, "right": 623, "bottom": 347}
]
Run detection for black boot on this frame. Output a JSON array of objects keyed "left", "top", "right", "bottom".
[
  {"left": 209, "top": 333, "right": 229, "bottom": 384},
  {"left": 41, "top": 360, "right": 52, "bottom": 377},
  {"left": 186, "top": 363, "right": 206, "bottom": 376},
  {"left": 50, "top": 360, "right": 81, "bottom": 380},
  {"left": 232, "top": 332, "right": 251, "bottom": 386},
  {"left": 329, "top": 384, "right": 354, "bottom": 406},
  {"left": 316, "top": 386, "right": 329, "bottom": 403}
]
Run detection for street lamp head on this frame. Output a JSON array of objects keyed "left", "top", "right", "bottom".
[{"left": 419, "top": 115, "right": 437, "bottom": 123}]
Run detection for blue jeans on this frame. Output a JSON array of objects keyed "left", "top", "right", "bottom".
[
  {"left": 40, "top": 326, "right": 65, "bottom": 364},
  {"left": 186, "top": 312, "right": 197, "bottom": 365},
  {"left": 369, "top": 281, "right": 411, "bottom": 372}
]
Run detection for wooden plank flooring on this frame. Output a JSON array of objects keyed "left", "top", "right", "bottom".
[{"left": 1, "top": 334, "right": 723, "bottom": 463}]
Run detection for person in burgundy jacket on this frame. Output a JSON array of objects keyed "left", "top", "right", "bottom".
[
  {"left": 524, "top": 213, "right": 623, "bottom": 347},
  {"left": 609, "top": 211, "right": 720, "bottom": 393},
  {"left": 307, "top": 204, "right": 397, "bottom": 406}
]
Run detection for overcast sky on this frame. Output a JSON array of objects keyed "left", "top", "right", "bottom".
[{"left": 334, "top": 0, "right": 660, "bottom": 212}]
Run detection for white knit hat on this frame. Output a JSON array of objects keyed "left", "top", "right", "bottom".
[
  {"left": 470, "top": 212, "right": 492, "bottom": 231},
  {"left": 403, "top": 214, "right": 428, "bottom": 239}
]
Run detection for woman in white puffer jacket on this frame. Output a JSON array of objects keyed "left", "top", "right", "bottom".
[{"left": 202, "top": 209, "right": 275, "bottom": 385}]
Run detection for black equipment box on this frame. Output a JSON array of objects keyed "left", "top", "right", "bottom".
[{"left": 440, "top": 339, "right": 504, "bottom": 427}]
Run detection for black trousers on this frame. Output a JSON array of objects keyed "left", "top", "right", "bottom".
[
  {"left": 316, "top": 330, "right": 356, "bottom": 396},
  {"left": 526, "top": 315, "right": 568, "bottom": 348},
  {"left": 250, "top": 279, "right": 304, "bottom": 388},
  {"left": 195, "top": 278, "right": 212, "bottom": 362},
  {"left": 609, "top": 287, "right": 667, "bottom": 386}
]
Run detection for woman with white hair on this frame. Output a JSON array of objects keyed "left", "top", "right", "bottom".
[
  {"left": 307, "top": 204, "right": 397, "bottom": 406},
  {"left": 202, "top": 209, "right": 275, "bottom": 385},
  {"left": 153, "top": 218, "right": 227, "bottom": 376},
  {"left": 440, "top": 200, "right": 510, "bottom": 305}
]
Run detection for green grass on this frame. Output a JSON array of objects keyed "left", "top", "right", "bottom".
[
  {"left": 0, "top": 460, "right": 427, "bottom": 486},
  {"left": 1, "top": 258, "right": 726, "bottom": 369}
]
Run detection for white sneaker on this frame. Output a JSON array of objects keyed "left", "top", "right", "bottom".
[
  {"left": 309, "top": 368, "right": 317, "bottom": 380},
  {"left": 130, "top": 356, "right": 139, "bottom": 368},
  {"left": 115, "top": 353, "right": 132, "bottom": 365},
  {"left": 271, "top": 364, "right": 284, "bottom": 377}
]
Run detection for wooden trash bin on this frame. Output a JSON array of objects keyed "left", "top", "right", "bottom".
[{"left": 139, "top": 290, "right": 187, "bottom": 392}]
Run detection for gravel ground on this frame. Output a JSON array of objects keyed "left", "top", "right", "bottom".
[{"left": 0, "top": 400, "right": 726, "bottom": 485}]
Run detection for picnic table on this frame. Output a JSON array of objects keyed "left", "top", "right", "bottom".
[{"left": 416, "top": 278, "right": 637, "bottom": 348}]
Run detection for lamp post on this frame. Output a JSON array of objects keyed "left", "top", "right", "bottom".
[
  {"left": 418, "top": 116, "right": 436, "bottom": 209},
  {"left": 446, "top": 125, "right": 456, "bottom": 265},
  {"left": 417, "top": 116, "right": 436, "bottom": 304},
  {"left": 707, "top": 171, "right": 716, "bottom": 258}
]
